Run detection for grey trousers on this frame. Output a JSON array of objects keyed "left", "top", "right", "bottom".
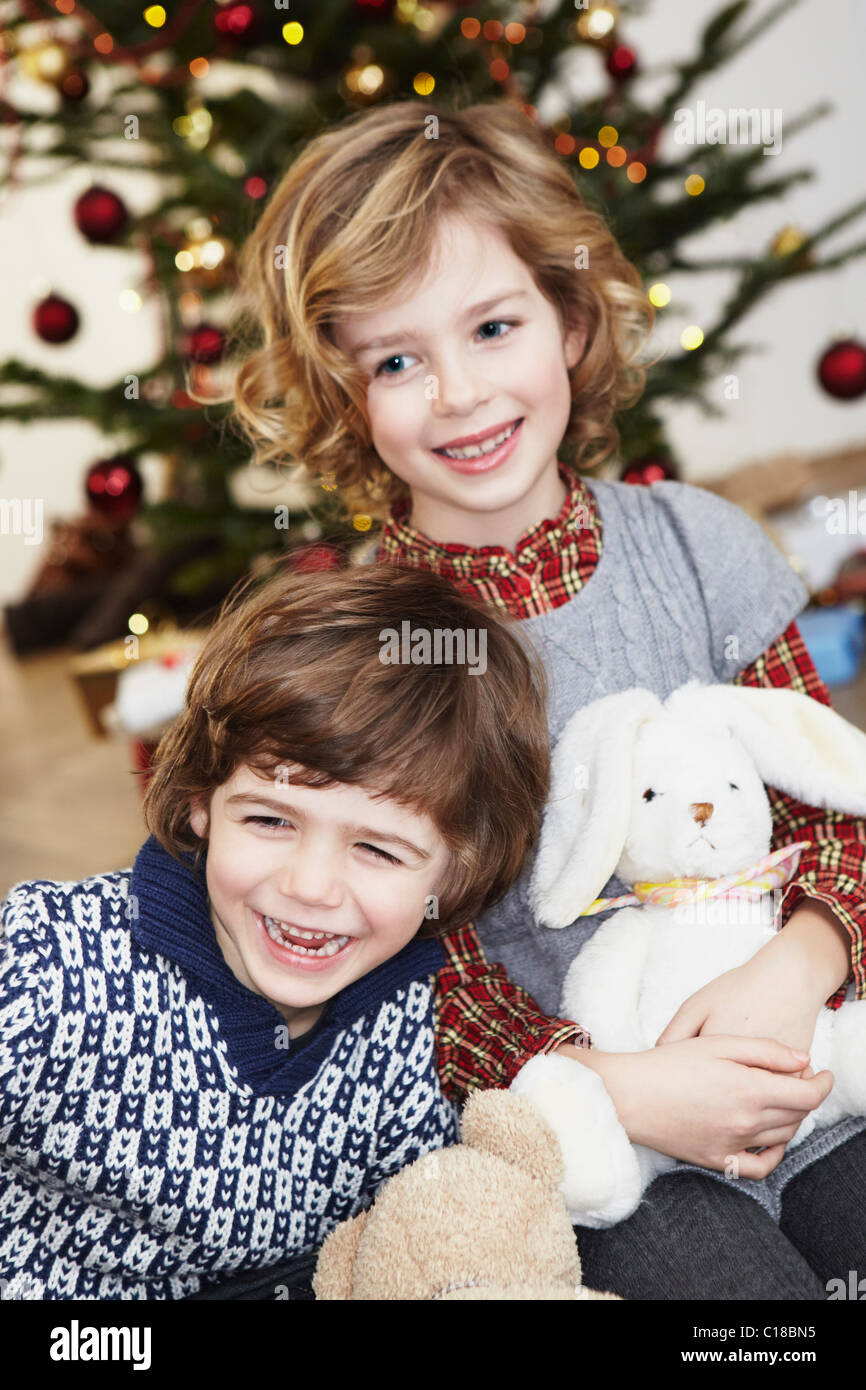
[
  {"left": 187, "top": 1130, "right": 866, "bottom": 1301},
  {"left": 575, "top": 1129, "right": 866, "bottom": 1301}
]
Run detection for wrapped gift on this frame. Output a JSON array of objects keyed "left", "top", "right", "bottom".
[
  {"left": 796, "top": 603, "right": 866, "bottom": 688},
  {"left": 102, "top": 646, "right": 199, "bottom": 739},
  {"left": 67, "top": 625, "right": 206, "bottom": 739}
]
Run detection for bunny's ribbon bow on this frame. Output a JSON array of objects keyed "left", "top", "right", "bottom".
[{"left": 579, "top": 841, "right": 812, "bottom": 917}]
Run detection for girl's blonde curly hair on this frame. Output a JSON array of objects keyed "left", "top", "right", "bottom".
[{"left": 228, "top": 98, "right": 655, "bottom": 521}]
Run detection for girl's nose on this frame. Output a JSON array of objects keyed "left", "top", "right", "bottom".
[
  {"left": 433, "top": 354, "right": 491, "bottom": 414},
  {"left": 690, "top": 801, "right": 714, "bottom": 826}
]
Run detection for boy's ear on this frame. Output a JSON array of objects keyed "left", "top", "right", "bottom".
[{"left": 188, "top": 797, "right": 208, "bottom": 839}]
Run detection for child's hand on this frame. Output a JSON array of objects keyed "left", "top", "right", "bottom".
[
  {"left": 654, "top": 898, "right": 853, "bottom": 1076},
  {"left": 653, "top": 955, "right": 822, "bottom": 1072},
  {"left": 585, "top": 1036, "right": 834, "bottom": 1176}
]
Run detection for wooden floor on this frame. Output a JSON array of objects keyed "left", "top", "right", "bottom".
[
  {"left": 0, "top": 630, "right": 147, "bottom": 896},
  {"left": 2, "top": 628, "right": 866, "bottom": 899}
]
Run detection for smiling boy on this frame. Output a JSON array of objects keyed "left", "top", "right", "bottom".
[
  {"left": 0, "top": 564, "right": 590, "bottom": 1300},
  {"left": 188, "top": 766, "right": 452, "bottom": 1044}
]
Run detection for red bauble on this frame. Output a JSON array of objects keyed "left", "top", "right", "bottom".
[
  {"left": 33, "top": 293, "right": 79, "bottom": 344},
  {"left": 132, "top": 737, "right": 159, "bottom": 795},
  {"left": 621, "top": 456, "right": 679, "bottom": 486},
  {"left": 183, "top": 323, "right": 227, "bottom": 364},
  {"left": 816, "top": 338, "right": 866, "bottom": 401},
  {"left": 355, "top": 0, "right": 397, "bottom": 18},
  {"left": 289, "top": 542, "right": 345, "bottom": 573},
  {"left": 74, "top": 185, "right": 129, "bottom": 244},
  {"left": 59, "top": 69, "right": 90, "bottom": 103},
  {"left": 214, "top": 2, "right": 262, "bottom": 41},
  {"left": 606, "top": 45, "right": 639, "bottom": 82},
  {"left": 85, "top": 455, "right": 143, "bottom": 522}
]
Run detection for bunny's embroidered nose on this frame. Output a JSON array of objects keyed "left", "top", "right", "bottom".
[{"left": 690, "top": 801, "right": 714, "bottom": 825}]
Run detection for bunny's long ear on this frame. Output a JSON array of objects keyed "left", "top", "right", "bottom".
[
  {"left": 666, "top": 683, "right": 866, "bottom": 816},
  {"left": 531, "top": 688, "right": 662, "bottom": 928}
]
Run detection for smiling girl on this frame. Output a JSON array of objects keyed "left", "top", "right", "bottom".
[{"left": 228, "top": 99, "right": 866, "bottom": 1300}]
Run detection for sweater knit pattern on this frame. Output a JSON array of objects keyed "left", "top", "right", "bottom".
[{"left": 0, "top": 842, "right": 459, "bottom": 1300}]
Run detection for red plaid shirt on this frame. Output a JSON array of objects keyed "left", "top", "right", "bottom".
[{"left": 376, "top": 466, "right": 866, "bottom": 1098}]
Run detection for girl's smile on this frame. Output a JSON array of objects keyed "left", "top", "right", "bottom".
[
  {"left": 336, "top": 215, "right": 587, "bottom": 551},
  {"left": 431, "top": 416, "right": 524, "bottom": 474}
]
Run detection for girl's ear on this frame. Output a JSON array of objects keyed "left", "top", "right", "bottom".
[
  {"left": 563, "top": 315, "right": 589, "bottom": 371},
  {"left": 666, "top": 683, "right": 866, "bottom": 816},
  {"left": 531, "top": 688, "right": 661, "bottom": 928}
]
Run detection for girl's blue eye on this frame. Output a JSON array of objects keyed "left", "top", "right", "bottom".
[
  {"left": 477, "top": 319, "right": 511, "bottom": 341},
  {"left": 373, "top": 319, "right": 518, "bottom": 378},
  {"left": 377, "top": 353, "right": 412, "bottom": 377}
]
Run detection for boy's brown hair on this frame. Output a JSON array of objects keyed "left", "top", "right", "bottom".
[
  {"left": 142, "top": 563, "right": 550, "bottom": 935},
  {"left": 224, "top": 98, "right": 655, "bottom": 520}
]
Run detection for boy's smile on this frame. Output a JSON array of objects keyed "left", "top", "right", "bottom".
[
  {"left": 335, "top": 214, "right": 587, "bottom": 551},
  {"left": 189, "top": 765, "right": 450, "bottom": 1037},
  {"left": 256, "top": 911, "right": 357, "bottom": 969}
]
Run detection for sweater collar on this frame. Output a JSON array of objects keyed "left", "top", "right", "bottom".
[
  {"left": 129, "top": 833, "right": 445, "bottom": 1094},
  {"left": 378, "top": 463, "right": 601, "bottom": 575}
]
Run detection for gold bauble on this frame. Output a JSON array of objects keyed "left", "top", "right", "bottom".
[
  {"left": 769, "top": 225, "right": 815, "bottom": 271},
  {"left": 575, "top": 2, "right": 620, "bottom": 46},
  {"left": 174, "top": 232, "right": 235, "bottom": 289},
  {"left": 20, "top": 40, "right": 73, "bottom": 87},
  {"left": 341, "top": 61, "right": 392, "bottom": 105}
]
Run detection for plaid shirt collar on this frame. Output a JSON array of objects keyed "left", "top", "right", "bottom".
[{"left": 377, "top": 465, "right": 603, "bottom": 620}]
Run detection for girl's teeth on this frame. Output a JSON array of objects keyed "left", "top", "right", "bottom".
[{"left": 439, "top": 420, "right": 518, "bottom": 460}]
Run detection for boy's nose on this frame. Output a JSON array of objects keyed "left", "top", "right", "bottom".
[
  {"left": 690, "top": 801, "right": 714, "bottom": 826},
  {"left": 276, "top": 853, "right": 343, "bottom": 908}
]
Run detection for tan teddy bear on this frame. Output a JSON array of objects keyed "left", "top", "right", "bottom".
[{"left": 313, "top": 1088, "right": 622, "bottom": 1301}]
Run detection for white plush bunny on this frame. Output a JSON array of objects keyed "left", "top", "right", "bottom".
[{"left": 511, "top": 680, "right": 866, "bottom": 1229}]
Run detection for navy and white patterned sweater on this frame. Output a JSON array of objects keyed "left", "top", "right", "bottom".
[{"left": 0, "top": 834, "right": 460, "bottom": 1300}]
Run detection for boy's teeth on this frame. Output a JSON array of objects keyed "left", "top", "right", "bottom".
[
  {"left": 439, "top": 419, "right": 518, "bottom": 459},
  {"left": 265, "top": 919, "right": 328, "bottom": 941},
  {"left": 263, "top": 915, "right": 350, "bottom": 956}
]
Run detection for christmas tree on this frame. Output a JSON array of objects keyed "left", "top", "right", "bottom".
[{"left": 3, "top": 0, "right": 866, "bottom": 650}]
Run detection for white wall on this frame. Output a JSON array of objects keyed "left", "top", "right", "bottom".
[
  {"left": 2, "top": 0, "right": 865, "bottom": 606},
  {"left": 607, "top": 0, "right": 866, "bottom": 481}
]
